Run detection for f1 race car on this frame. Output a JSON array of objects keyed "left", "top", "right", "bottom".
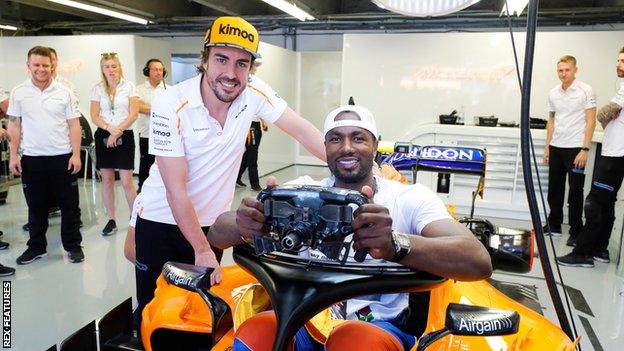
[{"left": 59, "top": 144, "right": 576, "bottom": 351}]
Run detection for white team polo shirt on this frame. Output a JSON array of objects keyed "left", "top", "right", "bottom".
[
  {"left": 138, "top": 74, "right": 287, "bottom": 226},
  {"left": 90, "top": 78, "right": 138, "bottom": 128},
  {"left": 286, "top": 175, "right": 451, "bottom": 321},
  {"left": 136, "top": 80, "right": 167, "bottom": 137},
  {"left": 7, "top": 79, "right": 80, "bottom": 156},
  {"left": 602, "top": 83, "right": 624, "bottom": 157},
  {"left": 547, "top": 80, "right": 596, "bottom": 148}
]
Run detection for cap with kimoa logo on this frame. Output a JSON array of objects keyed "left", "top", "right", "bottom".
[{"left": 204, "top": 16, "right": 261, "bottom": 59}]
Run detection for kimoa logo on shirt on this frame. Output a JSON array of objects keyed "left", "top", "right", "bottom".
[
  {"left": 219, "top": 24, "right": 255, "bottom": 43},
  {"left": 153, "top": 129, "right": 171, "bottom": 137}
]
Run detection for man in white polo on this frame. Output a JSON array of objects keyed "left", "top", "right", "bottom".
[
  {"left": 136, "top": 58, "right": 167, "bottom": 191},
  {"left": 543, "top": 55, "right": 596, "bottom": 246},
  {"left": 133, "top": 16, "right": 326, "bottom": 323},
  {"left": 7, "top": 46, "right": 84, "bottom": 265}
]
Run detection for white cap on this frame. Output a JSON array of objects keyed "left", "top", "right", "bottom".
[{"left": 323, "top": 105, "right": 378, "bottom": 139}]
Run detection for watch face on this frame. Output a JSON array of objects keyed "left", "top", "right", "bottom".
[{"left": 394, "top": 232, "right": 411, "bottom": 249}]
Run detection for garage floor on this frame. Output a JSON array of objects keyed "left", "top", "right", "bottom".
[{"left": 2, "top": 165, "right": 622, "bottom": 351}]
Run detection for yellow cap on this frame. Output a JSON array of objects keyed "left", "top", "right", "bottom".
[{"left": 204, "top": 16, "right": 261, "bottom": 59}]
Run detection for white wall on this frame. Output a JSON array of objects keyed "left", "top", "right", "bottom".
[
  {"left": 340, "top": 31, "right": 624, "bottom": 142},
  {"left": 297, "top": 51, "right": 343, "bottom": 165},
  {"left": 254, "top": 42, "right": 299, "bottom": 175}
]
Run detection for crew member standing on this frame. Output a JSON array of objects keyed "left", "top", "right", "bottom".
[
  {"left": 557, "top": 47, "right": 624, "bottom": 267},
  {"left": 90, "top": 53, "right": 139, "bottom": 236},
  {"left": 7, "top": 46, "right": 83, "bottom": 264},
  {"left": 543, "top": 55, "right": 596, "bottom": 245},
  {"left": 136, "top": 59, "right": 167, "bottom": 191}
]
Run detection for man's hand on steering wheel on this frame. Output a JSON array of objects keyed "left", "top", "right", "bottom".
[
  {"left": 236, "top": 176, "right": 279, "bottom": 242},
  {"left": 351, "top": 185, "right": 396, "bottom": 260}
]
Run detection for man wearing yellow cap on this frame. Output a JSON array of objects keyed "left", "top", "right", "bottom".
[{"left": 131, "top": 17, "right": 326, "bottom": 325}]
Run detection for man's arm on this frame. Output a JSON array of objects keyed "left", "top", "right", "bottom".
[
  {"left": 138, "top": 99, "right": 151, "bottom": 115},
  {"left": 597, "top": 102, "right": 622, "bottom": 129},
  {"left": 543, "top": 111, "right": 555, "bottom": 164},
  {"left": 67, "top": 118, "right": 82, "bottom": 174},
  {"left": 7, "top": 115, "right": 22, "bottom": 175},
  {"left": 573, "top": 107, "right": 597, "bottom": 168},
  {"left": 274, "top": 107, "right": 326, "bottom": 162},
  {"left": 352, "top": 203, "right": 492, "bottom": 281},
  {"left": 403, "top": 219, "right": 492, "bottom": 281}
]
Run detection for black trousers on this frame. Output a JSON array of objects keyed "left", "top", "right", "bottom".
[
  {"left": 21, "top": 154, "right": 81, "bottom": 252},
  {"left": 547, "top": 146, "right": 585, "bottom": 236},
  {"left": 138, "top": 137, "right": 154, "bottom": 190},
  {"left": 134, "top": 217, "right": 223, "bottom": 324},
  {"left": 237, "top": 121, "right": 262, "bottom": 188},
  {"left": 573, "top": 155, "right": 624, "bottom": 256}
]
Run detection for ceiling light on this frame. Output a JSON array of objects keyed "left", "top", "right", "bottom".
[
  {"left": 47, "top": 0, "right": 149, "bottom": 25},
  {"left": 372, "top": 0, "right": 481, "bottom": 17},
  {"left": 260, "top": 0, "right": 315, "bottom": 21},
  {"left": 0, "top": 24, "right": 18, "bottom": 31},
  {"left": 500, "top": 0, "right": 529, "bottom": 16}
]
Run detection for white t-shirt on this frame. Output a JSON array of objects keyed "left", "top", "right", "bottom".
[
  {"left": 136, "top": 80, "right": 167, "bottom": 137},
  {"left": 602, "top": 83, "right": 624, "bottom": 157},
  {"left": 90, "top": 78, "right": 138, "bottom": 127},
  {"left": 7, "top": 79, "right": 80, "bottom": 156},
  {"left": 138, "top": 74, "right": 287, "bottom": 226},
  {"left": 547, "top": 80, "right": 596, "bottom": 148},
  {"left": 286, "top": 175, "right": 452, "bottom": 322}
]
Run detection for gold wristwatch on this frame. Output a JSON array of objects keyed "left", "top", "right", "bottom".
[{"left": 389, "top": 231, "right": 411, "bottom": 263}]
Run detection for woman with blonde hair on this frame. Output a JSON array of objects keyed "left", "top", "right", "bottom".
[{"left": 90, "top": 52, "right": 138, "bottom": 235}]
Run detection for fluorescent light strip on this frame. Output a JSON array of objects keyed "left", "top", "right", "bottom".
[
  {"left": 0, "top": 25, "right": 19, "bottom": 31},
  {"left": 48, "top": 0, "right": 149, "bottom": 25},
  {"left": 261, "top": 0, "right": 315, "bottom": 21},
  {"left": 500, "top": 0, "right": 529, "bottom": 16}
]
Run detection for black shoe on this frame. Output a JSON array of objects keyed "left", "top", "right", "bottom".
[
  {"left": 68, "top": 248, "right": 85, "bottom": 263},
  {"left": 593, "top": 250, "right": 610, "bottom": 263},
  {"left": 566, "top": 236, "right": 576, "bottom": 247},
  {"left": 236, "top": 180, "right": 247, "bottom": 188},
  {"left": 0, "top": 265, "right": 15, "bottom": 277},
  {"left": 0, "top": 240, "right": 9, "bottom": 250},
  {"left": 556, "top": 253, "right": 594, "bottom": 267},
  {"left": 251, "top": 185, "right": 262, "bottom": 191},
  {"left": 16, "top": 248, "right": 47, "bottom": 265},
  {"left": 102, "top": 220, "right": 117, "bottom": 236},
  {"left": 543, "top": 224, "right": 562, "bottom": 237},
  {"left": 22, "top": 223, "right": 29, "bottom": 231}
]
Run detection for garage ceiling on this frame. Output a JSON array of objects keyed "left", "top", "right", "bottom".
[{"left": 1, "top": 0, "right": 624, "bottom": 36}]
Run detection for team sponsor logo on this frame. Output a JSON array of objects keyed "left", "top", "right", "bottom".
[
  {"left": 421, "top": 147, "right": 481, "bottom": 161},
  {"left": 152, "top": 113, "right": 169, "bottom": 120},
  {"left": 193, "top": 127, "right": 210, "bottom": 132},
  {"left": 233, "top": 104, "right": 248, "bottom": 119},
  {"left": 457, "top": 317, "right": 513, "bottom": 335},
  {"left": 218, "top": 24, "right": 255, "bottom": 43},
  {"left": 165, "top": 271, "right": 192, "bottom": 287},
  {"left": 152, "top": 129, "right": 171, "bottom": 137},
  {"left": 152, "top": 121, "right": 168, "bottom": 128}
]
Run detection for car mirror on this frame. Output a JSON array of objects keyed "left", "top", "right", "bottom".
[{"left": 445, "top": 303, "right": 519, "bottom": 336}]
